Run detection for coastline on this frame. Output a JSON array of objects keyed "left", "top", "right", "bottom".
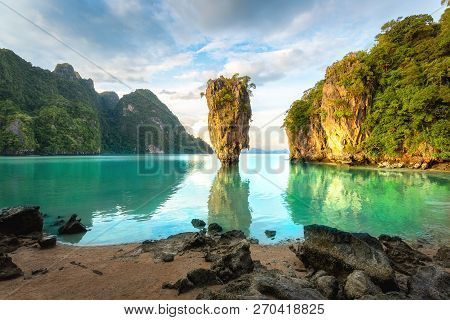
[{"left": 1, "top": 230, "right": 447, "bottom": 300}]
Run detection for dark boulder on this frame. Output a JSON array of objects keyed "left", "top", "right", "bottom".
[
  {"left": 191, "top": 219, "right": 206, "bottom": 229},
  {"left": 314, "top": 275, "right": 339, "bottom": 299},
  {"left": 161, "top": 252, "right": 175, "bottom": 262},
  {"left": 197, "top": 269, "right": 324, "bottom": 300},
  {"left": 58, "top": 214, "right": 87, "bottom": 235},
  {"left": 187, "top": 268, "right": 219, "bottom": 286},
  {"left": 264, "top": 230, "right": 276, "bottom": 239},
  {"left": 344, "top": 270, "right": 382, "bottom": 299},
  {"left": 0, "top": 206, "right": 43, "bottom": 235},
  {"left": 0, "top": 253, "right": 23, "bottom": 280},
  {"left": 407, "top": 265, "right": 450, "bottom": 299},
  {"left": 38, "top": 235, "right": 57, "bottom": 249},
  {"left": 298, "top": 225, "right": 396, "bottom": 290},
  {"left": 433, "top": 246, "right": 450, "bottom": 268},
  {"left": 0, "top": 234, "right": 20, "bottom": 253},
  {"left": 212, "top": 240, "right": 254, "bottom": 282},
  {"left": 208, "top": 223, "right": 223, "bottom": 233},
  {"left": 379, "top": 234, "right": 431, "bottom": 275}
]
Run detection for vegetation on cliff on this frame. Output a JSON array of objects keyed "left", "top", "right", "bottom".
[
  {"left": 0, "top": 49, "right": 212, "bottom": 155},
  {"left": 205, "top": 74, "right": 254, "bottom": 165},
  {"left": 285, "top": 10, "right": 450, "bottom": 164}
]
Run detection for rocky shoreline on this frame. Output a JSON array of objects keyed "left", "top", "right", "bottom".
[{"left": 0, "top": 206, "right": 449, "bottom": 299}]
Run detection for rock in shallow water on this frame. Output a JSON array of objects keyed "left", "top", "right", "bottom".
[
  {"left": 297, "top": 225, "right": 396, "bottom": 290},
  {"left": 0, "top": 206, "right": 43, "bottom": 235},
  {"left": 191, "top": 219, "right": 206, "bottom": 229},
  {"left": 38, "top": 235, "right": 57, "bottom": 249},
  {"left": 58, "top": 214, "right": 87, "bottom": 235},
  {"left": 433, "top": 246, "right": 450, "bottom": 268}
]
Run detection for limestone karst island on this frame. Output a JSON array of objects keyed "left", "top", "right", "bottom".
[{"left": 0, "top": 0, "right": 449, "bottom": 311}]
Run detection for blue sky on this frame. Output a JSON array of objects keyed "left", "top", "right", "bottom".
[{"left": 0, "top": 0, "right": 445, "bottom": 148}]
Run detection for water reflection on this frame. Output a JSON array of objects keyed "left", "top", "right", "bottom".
[
  {"left": 208, "top": 165, "right": 252, "bottom": 236},
  {"left": 285, "top": 163, "right": 450, "bottom": 241}
]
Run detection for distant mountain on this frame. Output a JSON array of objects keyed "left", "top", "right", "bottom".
[{"left": 0, "top": 49, "right": 212, "bottom": 155}]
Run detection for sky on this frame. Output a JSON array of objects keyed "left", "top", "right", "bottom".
[{"left": 0, "top": 0, "right": 445, "bottom": 149}]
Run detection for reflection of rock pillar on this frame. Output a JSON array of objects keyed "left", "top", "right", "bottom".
[
  {"left": 205, "top": 76, "right": 252, "bottom": 166},
  {"left": 207, "top": 165, "right": 252, "bottom": 235}
]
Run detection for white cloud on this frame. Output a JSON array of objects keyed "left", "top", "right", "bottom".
[{"left": 105, "top": 0, "right": 141, "bottom": 17}]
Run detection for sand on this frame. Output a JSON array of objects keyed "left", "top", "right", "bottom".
[{"left": 0, "top": 242, "right": 305, "bottom": 300}]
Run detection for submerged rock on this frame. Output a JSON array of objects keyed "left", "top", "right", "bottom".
[
  {"left": 191, "top": 219, "right": 206, "bottom": 229},
  {"left": 58, "top": 214, "right": 87, "bottom": 235},
  {"left": 205, "top": 75, "right": 253, "bottom": 165},
  {"left": 264, "top": 230, "right": 276, "bottom": 239},
  {"left": 297, "top": 225, "right": 396, "bottom": 290},
  {"left": 0, "top": 253, "right": 23, "bottom": 280},
  {"left": 0, "top": 206, "right": 43, "bottom": 235}
]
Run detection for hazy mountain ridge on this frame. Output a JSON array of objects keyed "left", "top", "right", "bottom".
[{"left": 0, "top": 49, "right": 212, "bottom": 155}]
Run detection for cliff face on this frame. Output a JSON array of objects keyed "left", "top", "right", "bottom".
[
  {"left": 205, "top": 75, "right": 253, "bottom": 165},
  {"left": 319, "top": 53, "right": 372, "bottom": 163},
  {"left": 285, "top": 11, "right": 450, "bottom": 168}
]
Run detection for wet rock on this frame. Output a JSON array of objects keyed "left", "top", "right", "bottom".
[
  {"left": 161, "top": 252, "right": 175, "bottom": 262},
  {"left": 298, "top": 225, "right": 396, "bottom": 290},
  {"left": 344, "top": 270, "right": 382, "bottom": 300},
  {"left": 208, "top": 223, "right": 223, "bottom": 234},
  {"left": 51, "top": 219, "right": 65, "bottom": 227},
  {"left": 58, "top": 214, "right": 87, "bottom": 235},
  {"left": 315, "top": 275, "right": 339, "bottom": 299},
  {"left": 379, "top": 234, "right": 431, "bottom": 275},
  {"left": 187, "top": 268, "right": 219, "bottom": 286},
  {"left": 433, "top": 246, "right": 450, "bottom": 268},
  {"left": 212, "top": 240, "right": 254, "bottom": 282},
  {"left": 407, "top": 265, "right": 450, "bottom": 299},
  {"left": 264, "top": 230, "right": 276, "bottom": 239},
  {"left": 38, "top": 235, "right": 57, "bottom": 249},
  {"left": 191, "top": 219, "right": 206, "bottom": 229},
  {"left": 0, "top": 253, "right": 23, "bottom": 280},
  {"left": 0, "top": 206, "right": 43, "bottom": 235}
]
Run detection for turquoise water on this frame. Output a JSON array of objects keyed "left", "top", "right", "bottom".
[{"left": 0, "top": 154, "right": 449, "bottom": 245}]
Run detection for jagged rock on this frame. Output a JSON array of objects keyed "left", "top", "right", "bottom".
[
  {"left": 205, "top": 75, "right": 253, "bottom": 165},
  {"left": 379, "top": 234, "right": 431, "bottom": 275},
  {"left": 197, "top": 268, "right": 324, "bottom": 300},
  {"left": 315, "top": 275, "right": 339, "bottom": 299},
  {"left": 344, "top": 270, "right": 382, "bottom": 299},
  {"left": 53, "top": 63, "right": 81, "bottom": 80},
  {"left": 58, "top": 214, "right": 87, "bottom": 235},
  {"left": 0, "top": 253, "right": 23, "bottom": 280},
  {"left": 297, "top": 225, "right": 396, "bottom": 290},
  {"left": 191, "top": 219, "right": 206, "bottom": 229},
  {"left": 208, "top": 223, "right": 223, "bottom": 234},
  {"left": 31, "top": 267, "right": 48, "bottom": 275},
  {"left": 187, "top": 268, "right": 219, "bottom": 286},
  {"left": 407, "top": 265, "right": 450, "bottom": 299},
  {"left": 434, "top": 246, "right": 450, "bottom": 268},
  {"left": 212, "top": 240, "right": 254, "bottom": 282},
  {"left": 38, "top": 235, "right": 57, "bottom": 249},
  {"left": 264, "top": 230, "right": 276, "bottom": 239},
  {"left": 0, "top": 206, "right": 43, "bottom": 235},
  {"left": 182, "top": 232, "right": 212, "bottom": 250}
]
